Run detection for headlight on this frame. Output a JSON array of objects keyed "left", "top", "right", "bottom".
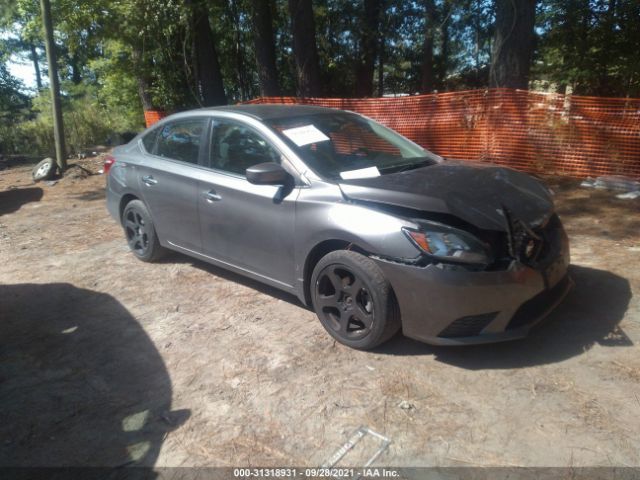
[{"left": 402, "top": 222, "right": 491, "bottom": 266}]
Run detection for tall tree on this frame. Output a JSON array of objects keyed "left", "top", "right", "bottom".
[
  {"left": 355, "top": 0, "right": 381, "bottom": 97},
  {"left": 420, "top": 0, "right": 437, "bottom": 92},
  {"left": 490, "top": 0, "right": 536, "bottom": 89},
  {"left": 377, "top": 1, "right": 386, "bottom": 96},
  {"left": 438, "top": 0, "right": 451, "bottom": 88},
  {"left": 188, "top": 0, "right": 227, "bottom": 106},
  {"left": 226, "top": 0, "right": 250, "bottom": 101},
  {"left": 40, "top": 0, "right": 66, "bottom": 171},
  {"left": 288, "top": 0, "right": 321, "bottom": 96},
  {"left": 250, "top": 0, "right": 281, "bottom": 96},
  {"left": 131, "top": 46, "right": 154, "bottom": 111},
  {"left": 29, "top": 43, "right": 42, "bottom": 89}
]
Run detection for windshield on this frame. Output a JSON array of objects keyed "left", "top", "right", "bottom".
[{"left": 264, "top": 112, "right": 441, "bottom": 180}]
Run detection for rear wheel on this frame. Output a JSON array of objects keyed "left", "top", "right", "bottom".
[
  {"left": 311, "top": 250, "right": 400, "bottom": 350},
  {"left": 122, "top": 200, "right": 165, "bottom": 262}
]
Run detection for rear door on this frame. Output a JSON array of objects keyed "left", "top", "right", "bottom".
[
  {"left": 137, "top": 117, "right": 208, "bottom": 252},
  {"left": 197, "top": 117, "right": 299, "bottom": 288}
]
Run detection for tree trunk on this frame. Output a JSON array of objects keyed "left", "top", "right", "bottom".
[
  {"left": 227, "top": 0, "right": 250, "bottom": 101},
  {"left": 355, "top": 0, "right": 381, "bottom": 97},
  {"left": 40, "top": 0, "right": 66, "bottom": 171},
  {"left": 420, "top": 0, "right": 436, "bottom": 93},
  {"left": 288, "top": 0, "right": 321, "bottom": 97},
  {"left": 29, "top": 43, "right": 43, "bottom": 90},
  {"left": 438, "top": 8, "right": 450, "bottom": 88},
  {"left": 597, "top": 0, "right": 617, "bottom": 95},
  {"left": 250, "top": 0, "right": 281, "bottom": 97},
  {"left": 131, "top": 47, "right": 154, "bottom": 111},
  {"left": 377, "top": 30, "right": 384, "bottom": 96},
  {"left": 474, "top": 0, "right": 481, "bottom": 84},
  {"left": 188, "top": 0, "right": 227, "bottom": 106},
  {"left": 489, "top": 0, "right": 536, "bottom": 89},
  {"left": 70, "top": 54, "right": 81, "bottom": 84}
]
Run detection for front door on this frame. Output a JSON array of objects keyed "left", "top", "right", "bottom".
[{"left": 197, "top": 118, "right": 298, "bottom": 288}]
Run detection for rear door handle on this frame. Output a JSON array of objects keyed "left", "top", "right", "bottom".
[
  {"left": 204, "top": 190, "right": 222, "bottom": 202},
  {"left": 142, "top": 175, "right": 157, "bottom": 186}
]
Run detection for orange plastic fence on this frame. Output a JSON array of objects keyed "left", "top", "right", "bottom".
[
  {"left": 144, "top": 110, "right": 168, "bottom": 128},
  {"left": 247, "top": 88, "right": 640, "bottom": 179}
]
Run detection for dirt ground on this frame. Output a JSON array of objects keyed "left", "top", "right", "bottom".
[{"left": 1, "top": 155, "right": 639, "bottom": 469}]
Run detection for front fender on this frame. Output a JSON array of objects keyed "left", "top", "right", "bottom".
[
  {"left": 294, "top": 184, "right": 421, "bottom": 302},
  {"left": 304, "top": 203, "right": 420, "bottom": 259}
]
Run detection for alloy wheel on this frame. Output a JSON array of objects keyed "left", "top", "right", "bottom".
[
  {"left": 124, "top": 209, "right": 149, "bottom": 255},
  {"left": 315, "top": 265, "right": 375, "bottom": 340}
]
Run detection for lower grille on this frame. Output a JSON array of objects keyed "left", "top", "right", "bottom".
[
  {"left": 506, "top": 275, "right": 570, "bottom": 330},
  {"left": 438, "top": 312, "right": 498, "bottom": 338}
]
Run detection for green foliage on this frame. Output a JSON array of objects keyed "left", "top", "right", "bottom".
[
  {"left": 1, "top": 85, "right": 143, "bottom": 156},
  {"left": 87, "top": 41, "right": 143, "bottom": 131},
  {"left": 1, "top": 0, "right": 640, "bottom": 157},
  {"left": 535, "top": 0, "right": 640, "bottom": 96},
  {"left": 0, "top": 61, "right": 32, "bottom": 154}
]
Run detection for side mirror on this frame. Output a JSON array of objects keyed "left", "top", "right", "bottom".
[{"left": 246, "top": 162, "right": 291, "bottom": 185}]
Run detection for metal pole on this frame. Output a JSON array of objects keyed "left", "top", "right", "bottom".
[{"left": 40, "top": 0, "right": 66, "bottom": 172}]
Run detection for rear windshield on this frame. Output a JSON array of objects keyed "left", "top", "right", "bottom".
[{"left": 264, "top": 112, "right": 440, "bottom": 180}]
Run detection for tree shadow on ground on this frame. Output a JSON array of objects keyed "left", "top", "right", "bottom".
[
  {"left": 376, "top": 265, "right": 633, "bottom": 368},
  {"left": 0, "top": 283, "right": 189, "bottom": 467},
  {"left": 0, "top": 187, "right": 43, "bottom": 216}
]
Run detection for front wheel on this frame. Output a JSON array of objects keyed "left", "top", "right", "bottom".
[
  {"left": 311, "top": 250, "right": 400, "bottom": 350},
  {"left": 122, "top": 199, "right": 165, "bottom": 262}
]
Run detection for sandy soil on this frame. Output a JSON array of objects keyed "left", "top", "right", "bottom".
[{"left": 0, "top": 156, "right": 639, "bottom": 468}]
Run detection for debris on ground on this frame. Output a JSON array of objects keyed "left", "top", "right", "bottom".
[
  {"left": 616, "top": 191, "right": 640, "bottom": 200},
  {"left": 31, "top": 157, "right": 57, "bottom": 182},
  {"left": 322, "top": 427, "right": 391, "bottom": 468},
  {"left": 397, "top": 400, "right": 415, "bottom": 411},
  {"left": 581, "top": 175, "right": 640, "bottom": 192},
  {"left": 63, "top": 166, "right": 91, "bottom": 180},
  {"left": 580, "top": 178, "right": 596, "bottom": 188}
]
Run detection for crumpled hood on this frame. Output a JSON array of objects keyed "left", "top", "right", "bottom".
[{"left": 338, "top": 161, "right": 554, "bottom": 232}]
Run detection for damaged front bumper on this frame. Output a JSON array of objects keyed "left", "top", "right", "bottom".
[{"left": 374, "top": 224, "right": 572, "bottom": 346}]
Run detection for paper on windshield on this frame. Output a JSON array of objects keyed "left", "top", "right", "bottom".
[
  {"left": 282, "top": 125, "right": 330, "bottom": 147},
  {"left": 339, "top": 167, "right": 381, "bottom": 180}
]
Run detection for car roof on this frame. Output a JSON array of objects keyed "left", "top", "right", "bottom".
[{"left": 200, "top": 104, "right": 346, "bottom": 121}]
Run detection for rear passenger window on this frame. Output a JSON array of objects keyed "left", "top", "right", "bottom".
[{"left": 154, "top": 118, "right": 207, "bottom": 165}]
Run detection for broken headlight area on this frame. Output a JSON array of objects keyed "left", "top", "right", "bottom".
[
  {"left": 402, "top": 221, "right": 493, "bottom": 269},
  {"left": 505, "top": 210, "right": 562, "bottom": 267}
]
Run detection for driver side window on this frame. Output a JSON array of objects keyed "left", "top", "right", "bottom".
[{"left": 210, "top": 119, "right": 280, "bottom": 176}]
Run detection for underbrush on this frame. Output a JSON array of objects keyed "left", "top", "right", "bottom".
[{"left": 0, "top": 85, "right": 144, "bottom": 157}]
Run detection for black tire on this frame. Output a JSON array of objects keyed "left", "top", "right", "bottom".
[
  {"left": 32, "top": 158, "right": 56, "bottom": 181},
  {"left": 311, "top": 250, "right": 401, "bottom": 350},
  {"left": 121, "top": 199, "right": 166, "bottom": 262}
]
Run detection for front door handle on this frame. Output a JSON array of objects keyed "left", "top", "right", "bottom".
[
  {"left": 142, "top": 175, "right": 157, "bottom": 186},
  {"left": 204, "top": 190, "right": 222, "bottom": 202}
]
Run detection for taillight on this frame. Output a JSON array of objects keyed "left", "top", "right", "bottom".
[{"left": 103, "top": 155, "right": 115, "bottom": 175}]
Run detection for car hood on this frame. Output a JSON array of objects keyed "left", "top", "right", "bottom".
[{"left": 338, "top": 161, "right": 554, "bottom": 232}]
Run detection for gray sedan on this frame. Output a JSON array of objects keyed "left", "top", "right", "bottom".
[{"left": 106, "top": 105, "right": 572, "bottom": 349}]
